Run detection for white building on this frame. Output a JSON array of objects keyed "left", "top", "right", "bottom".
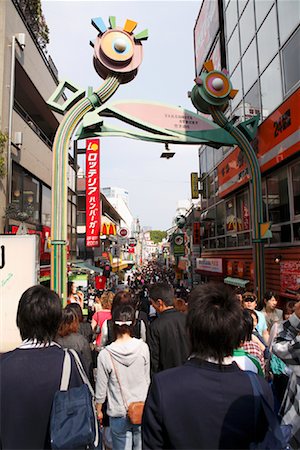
[{"left": 102, "top": 186, "right": 135, "bottom": 233}]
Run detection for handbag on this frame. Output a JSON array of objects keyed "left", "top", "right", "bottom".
[
  {"left": 50, "top": 349, "right": 101, "bottom": 449},
  {"left": 246, "top": 371, "right": 292, "bottom": 450},
  {"left": 108, "top": 351, "right": 144, "bottom": 425}
]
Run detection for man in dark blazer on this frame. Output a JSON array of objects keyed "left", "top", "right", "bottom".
[
  {"left": 143, "top": 283, "right": 273, "bottom": 449},
  {"left": 148, "top": 283, "right": 189, "bottom": 373}
]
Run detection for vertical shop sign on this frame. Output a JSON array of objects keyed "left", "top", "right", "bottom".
[
  {"left": 193, "top": 222, "right": 201, "bottom": 245},
  {"left": 86, "top": 139, "right": 100, "bottom": 247}
]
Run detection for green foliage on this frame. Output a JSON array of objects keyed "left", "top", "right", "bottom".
[
  {"left": 0, "top": 131, "right": 7, "bottom": 178},
  {"left": 149, "top": 230, "right": 167, "bottom": 244},
  {"left": 17, "top": 0, "right": 49, "bottom": 49}
]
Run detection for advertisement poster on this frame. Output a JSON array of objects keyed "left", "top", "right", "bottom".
[
  {"left": 86, "top": 139, "right": 101, "bottom": 247},
  {"left": 280, "top": 261, "right": 300, "bottom": 294}
]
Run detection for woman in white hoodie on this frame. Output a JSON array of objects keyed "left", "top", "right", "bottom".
[{"left": 96, "top": 304, "right": 150, "bottom": 450}]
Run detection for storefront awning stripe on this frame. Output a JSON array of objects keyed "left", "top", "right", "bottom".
[{"left": 224, "top": 277, "right": 249, "bottom": 287}]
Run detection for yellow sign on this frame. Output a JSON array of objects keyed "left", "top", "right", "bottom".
[
  {"left": 260, "top": 222, "right": 272, "bottom": 239},
  {"left": 191, "top": 172, "right": 199, "bottom": 199}
]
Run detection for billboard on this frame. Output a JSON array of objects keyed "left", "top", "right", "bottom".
[
  {"left": 194, "top": 0, "right": 220, "bottom": 76},
  {"left": 86, "top": 139, "right": 101, "bottom": 247}
]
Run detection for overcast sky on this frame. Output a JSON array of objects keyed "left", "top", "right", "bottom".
[{"left": 42, "top": 0, "right": 201, "bottom": 230}]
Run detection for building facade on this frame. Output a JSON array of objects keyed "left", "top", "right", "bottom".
[
  {"left": 0, "top": 0, "right": 78, "bottom": 275},
  {"left": 193, "top": 0, "right": 300, "bottom": 303}
]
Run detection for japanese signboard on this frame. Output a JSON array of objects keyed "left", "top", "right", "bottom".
[
  {"left": 193, "top": 222, "right": 201, "bottom": 245},
  {"left": 86, "top": 139, "right": 100, "bottom": 247},
  {"left": 280, "top": 260, "right": 300, "bottom": 295},
  {"left": 196, "top": 257, "right": 223, "bottom": 274},
  {"left": 173, "top": 233, "right": 185, "bottom": 256},
  {"left": 191, "top": 172, "right": 199, "bottom": 199}
]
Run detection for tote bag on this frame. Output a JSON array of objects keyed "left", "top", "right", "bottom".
[{"left": 50, "top": 349, "right": 101, "bottom": 449}]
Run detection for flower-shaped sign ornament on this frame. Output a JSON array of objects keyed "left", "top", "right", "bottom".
[{"left": 92, "top": 16, "right": 148, "bottom": 83}]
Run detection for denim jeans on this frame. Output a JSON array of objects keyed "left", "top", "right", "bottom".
[{"left": 109, "top": 416, "right": 141, "bottom": 450}]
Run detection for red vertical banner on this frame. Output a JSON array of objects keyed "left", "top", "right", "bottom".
[
  {"left": 193, "top": 222, "right": 201, "bottom": 245},
  {"left": 86, "top": 139, "right": 101, "bottom": 247}
]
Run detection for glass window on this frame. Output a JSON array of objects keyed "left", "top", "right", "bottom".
[
  {"left": 23, "top": 173, "right": 40, "bottom": 224},
  {"left": 78, "top": 196, "right": 85, "bottom": 211},
  {"left": 267, "top": 167, "right": 290, "bottom": 223},
  {"left": 277, "top": 0, "right": 300, "bottom": 45},
  {"left": 255, "top": 0, "right": 274, "bottom": 29},
  {"left": 227, "top": 235, "right": 238, "bottom": 247},
  {"left": 293, "top": 222, "right": 300, "bottom": 241},
  {"left": 207, "top": 171, "right": 215, "bottom": 207},
  {"left": 230, "top": 64, "right": 243, "bottom": 110},
  {"left": 238, "top": 0, "right": 248, "bottom": 17},
  {"left": 203, "top": 208, "right": 216, "bottom": 239},
  {"left": 236, "top": 191, "right": 251, "bottom": 231},
  {"left": 228, "top": 27, "right": 240, "bottom": 74},
  {"left": 244, "top": 81, "right": 261, "bottom": 119},
  {"left": 206, "top": 147, "right": 214, "bottom": 172},
  {"left": 72, "top": 204, "right": 76, "bottom": 228},
  {"left": 216, "top": 202, "right": 226, "bottom": 235},
  {"left": 42, "top": 185, "right": 51, "bottom": 227},
  {"left": 291, "top": 162, "right": 300, "bottom": 217},
  {"left": 282, "top": 28, "right": 300, "bottom": 94},
  {"left": 262, "top": 180, "right": 268, "bottom": 222},
  {"left": 242, "top": 39, "right": 258, "bottom": 93},
  {"left": 238, "top": 232, "right": 251, "bottom": 246},
  {"left": 226, "top": 0, "right": 238, "bottom": 40},
  {"left": 257, "top": 7, "right": 278, "bottom": 72},
  {"left": 214, "top": 148, "right": 223, "bottom": 166},
  {"left": 11, "top": 164, "right": 22, "bottom": 211},
  {"left": 225, "top": 198, "right": 236, "bottom": 233},
  {"left": 260, "top": 56, "right": 282, "bottom": 119},
  {"left": 271, "top": 224, "right": 291, "bottom": 243},
  {"left": 239, "top": 2, "right": 255, "bottom": 54}
]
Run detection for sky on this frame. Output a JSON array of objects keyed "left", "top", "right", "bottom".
[{"left": 42, "top": 0, "right": 202, "bottom": 230}]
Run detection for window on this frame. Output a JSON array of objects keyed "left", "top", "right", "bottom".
[
  {"left": 228, "top": 27, "right": 240, "bottom": 74},
  {"left": 238, "top": 0, "right": 248, "bottom": 17},
  {"left": 291, "top": 162, "right": 300, "bottom": 217},
  {"left": 242, "top": 39, "right": 258, "bottom": 93},
  {"left": 216, "top": 202, "right": 226, "bottom": 236},
  {"left": 257, "top": 7, "right": 278, "bottom": 72},
  {"left": 207, "top": 171, "right": 215, "bottom": 207},
  {"left": 266, "top": 167, "right": 290, "bottom": 223},
  {"left": 277, "top": 0, "right": 300, "bottom": 45},
  {"left": 236, "top": 191, "right": 250, "bottom": 231},
  {"left": 260, "top": 56, "right": 282, "bottom": 119},
  {"left": 226, "top": 198, "right": 236, "bottom": 233},
  {"left": 239, "top": 2, "right": 255, "bottom": 54},
  {"left": 255, "top": 0, "right": 274, "bottom": 29},
  {"left": 226, "top": 0, "right": 238, "bottom": 40},
  {"left": 282, "top": 28, "right": 300, "bottom": 94},
  {"left": 42, "top": 185, "right": 51, "bottom": 227},
  {"left": 23, "top": 173, "right": 40, "bottom": 224},
  {"left": 11, "top": 164, "right": 22, "bottom": 211},
  {"left": 244, "top": 81, "right": 261, "bottom": 119},
  {"left": 230, "top": 64, "right": 243, "bottom": 110}
]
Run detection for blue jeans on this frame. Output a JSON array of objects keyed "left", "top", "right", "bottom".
[{"left": 109, "top": 416, "right": 141, "bottom": 450}]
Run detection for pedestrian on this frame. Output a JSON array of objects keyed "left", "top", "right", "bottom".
[
  {"left": 142, "top": 282, "right": 273, "bottom": 450},
  {"left": 96, "top": 304, "right": 150, "bottom": 450},
  {"left": 91, "top": 291, "right": 114, "bottom": 349},
  {"left": 67, "top": 280, "right": 84, "bottom": 309},
  {"left": 242, "top": 291, "right": 269, "bottom": 343},
  {"left": 0, "top": 285, "right": 83, "bottom": 449},
  {"left": 262, "top": 291, "right": 283, "bottom": 331},
  {"left": 68, "top": 302, "right": 93, "bottom": 343},
  {"left": 148, "top": 282, "right": 189, "bottom": 373},
  {"left": 272, "top": 301, "right": 300, "bottom": 449}
]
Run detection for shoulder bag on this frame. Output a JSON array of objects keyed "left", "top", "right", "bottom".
[
  {"left": 246, "top": 371, "right": 292, "bottom": 450},
  {"left": 108, "top": 351, "right": 144, "bottom": 425},
  {"left": 50, "top": 349, "right": 101, "bottom": 449}
]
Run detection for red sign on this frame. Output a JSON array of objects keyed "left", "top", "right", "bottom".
[
  {"left": 237, "top": 261, "right": 244, "bottom": 277},
  {"left": 217, "top": 88, "right": 300, "bottom": 198},
  {"left": 86, "top": 139, "right": 101, "bottom": 247},
  {"left": 128, "top": 247, "right": 135, "bottom": 254},
  {"left": 227, "top": 261, "right": 233, "bottom": 276},
  {"left": 119, "top": 227, "right": 129, "bottom": 238},
  {"left": 280, "top": 261, "right": 300, "bottom": 294},
  {"left": 250, "top": 262, "right": 255, "bottom": 279},
  {"left": 9, "top": 225, "right": 52, "bottom": 264},
  {"left": 193, "top": 222, "right": 201, "bottom": 245}
]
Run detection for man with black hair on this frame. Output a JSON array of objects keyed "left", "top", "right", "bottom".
[
  {"left": 148, "top": 282, "right": 189, "bottom": 373},
  {"left": 143, "top": 282, "right": 273, "bottom": 449}
]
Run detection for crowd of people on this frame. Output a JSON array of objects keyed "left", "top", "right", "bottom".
[{"left": 0, "top": 263, "right": 299, "bottom": 449}]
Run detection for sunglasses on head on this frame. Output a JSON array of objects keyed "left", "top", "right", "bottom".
[{"left": 243, "top": 296, "right": 256, "bottom": 302}]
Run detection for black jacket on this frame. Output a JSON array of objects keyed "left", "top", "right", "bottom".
[
  {"left": 143, "top": 358, "right": 272, "bottom": 449},
  {"left": 148, "top": 308, "right": 189, "bottom": 373}
]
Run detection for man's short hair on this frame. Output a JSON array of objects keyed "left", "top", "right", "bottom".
[
  {"left": 17, "top": 285, "right": 62, "bottom": 344},
  {"left": 187, "top": 283, "right": 243, "bottom": 364},
  {"left": 149, "top": 282, "right": 174, "bottom": 307}
]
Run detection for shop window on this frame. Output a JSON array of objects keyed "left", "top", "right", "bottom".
[
  {"left": 226, "top": 0, "right": 238, "bottom": 41},
  {"left": 227, "top": 235, "right": 238, "bottom": 247},
  {"left": 238, "top": 232, "right": 251, "bottom": 246},
  {"left": 216, "top": 237, "right": 226, "bottom": 248},
  {"left": 228, "top": 27, "right": 240, "bottom": 74},
  {"left": 236, "top": 191, "right": 251, "bottom": 231},
  {"left": 282, "top": 27, "right": 300, "bottom": 94},
  {"left": 216, "top": 202, "right": 226, "bottom": 236},
  {"left": 257, "top": 7, "right": 278, "bottom": 72},
  {"left": 242, "top": 40, "right": 259, "bottom": 94},
  {"left": 11, "top": 164, "right": 22, "bottom": 211},
  {"left": 203, "top": 208, "right": 216, "bottom": 239},
  {"left": 226, "top": 198, "right": 237, "bottom": 233},
  {"left": 239, "top": 1, "right": 255, "bottom": 55},
  {"left": 255, "top": 0, "right": 274, "bottom": 29},
  {"left": 293, "top": 222, "right": 300, "bottom": 241},
  {"left": 260, "top": 56, "right": 282, "bottom": 119},
  {"left": 291, "top": 162, "right": 300, "bottom": 217},
  {"left": 277, "top": 0, "right": 300, "bottom": 45},
  {"left": 23, "top": 172, "right": 40, "bottom": 224},
  {"left": 244, "top": 81, "right": 261, "bottom": 121},
  {"left": 267, "top": 168, "right": 290, "bottom": 223},
  {"left": 42, "top": 185, "right": 51, "bottom": 227},
  {"left": 271, "top": 223, "right": 291, "bottom": 243}
]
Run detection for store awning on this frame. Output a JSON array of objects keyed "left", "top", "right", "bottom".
[
  {"left": 71, "top": 261, "right": 103, "bottom": 274},
  {"left": 224, "top": 277, "right": 249, "bottom": 287},
  {"left": 112, "top": 261, "right": 134, "bottom": 272}
]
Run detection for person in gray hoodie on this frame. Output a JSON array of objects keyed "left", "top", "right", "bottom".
[{"left": 96, "top": 304, "right": 150, "bottom": 450}]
